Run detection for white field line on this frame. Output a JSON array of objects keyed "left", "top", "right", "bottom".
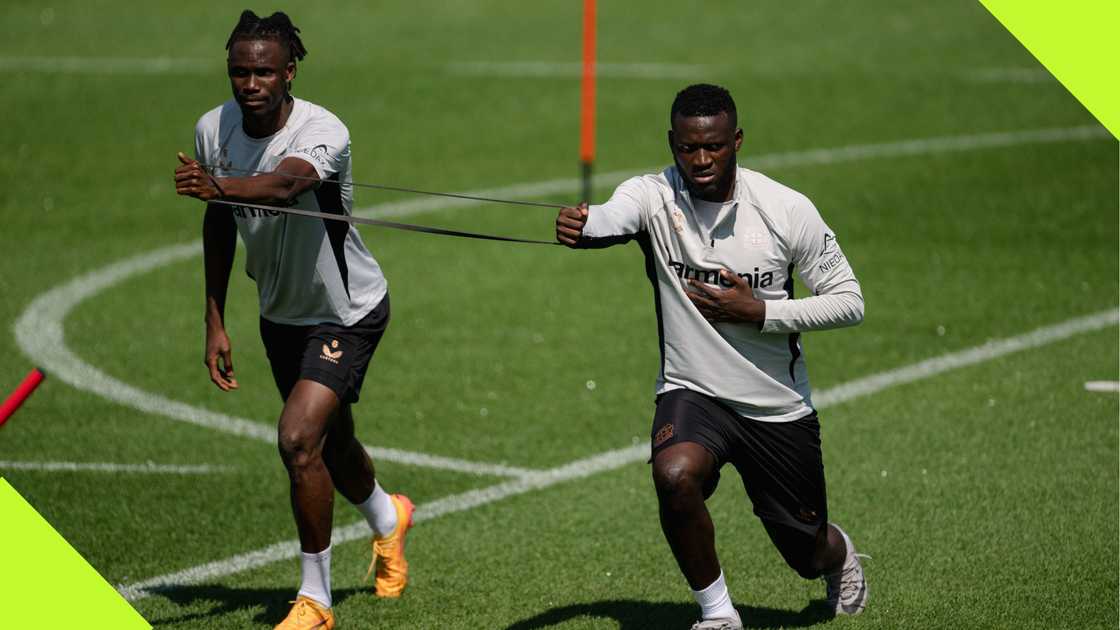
[
  {"left": 1084, "top": 381, "right": 1120, "bottom": 393},
  {"left": 362, "top": 124, "right": 1111, "bottom": 220},
  {"left": 0, "top": 461, "right": 231, "bottom": 474},
  {"left": 10, "top": 125, "right": 1110, "bottom": 478},
  {"left": 816, "top": 310, "right": 1120, "bottom": 408},
  {"left": 0, "top": 56, "right": 213, "bottom": 74},
  {"left": 117, "top": 307, "right": 1119, "bottom": 601},
  {"left": 447, "top": 61, "right": 713, "bottom": 80},
  {"left": 10, "top": 243, "right": 533, "bottom": 479}
]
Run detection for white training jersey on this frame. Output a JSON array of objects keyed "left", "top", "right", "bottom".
[
  {"left": 194, "top": 97, "right": 387, "bottom": 326},
  {"left": 581, "top": 166, "right": 864, "bottom": 422}
]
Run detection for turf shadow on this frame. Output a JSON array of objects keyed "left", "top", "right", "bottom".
[
  {"left": 142, "top": 584, "right": 365, "bottom": 627},
  {"left": 505, "top": 598, "right": 834, "bottom": 629}
]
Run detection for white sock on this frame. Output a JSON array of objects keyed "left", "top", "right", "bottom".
[
  {"left": 356, "top": 480, "right": 398, "bottom": 537},
  {"left": 297, "top": 545, "right": 332, "bottom": 609},
  {"left": 692, "top": 571, "right": 740, "bottom": 622}
]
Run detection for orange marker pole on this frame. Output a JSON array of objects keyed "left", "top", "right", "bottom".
[
  {"left": 579, "top": 0, "right": 596, "bottom": 204},
  {"left": 0, "top": 368, "right": 46, "bottom": 428}
]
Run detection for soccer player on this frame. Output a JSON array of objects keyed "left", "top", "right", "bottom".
[
  {"left": 555, "top": 84, "right": 868, "bottom": 629},
  {"left": 174, "top": 11, "right": 412, "bottom": 629}
]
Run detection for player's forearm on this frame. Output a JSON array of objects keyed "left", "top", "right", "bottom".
[
  {"left": 202, "top": 204, "right": 236, "bottom": 327},
  {"left": 213, "top": 173, "right": 313, "bottom": 206},
  {"left": 760, "top": 288, "right": 864, "bottom": 333}
]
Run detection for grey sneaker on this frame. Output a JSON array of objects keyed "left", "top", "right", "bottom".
[
  {"left": 824, "top": 524, "right": 870, "bottom": 616},
  {"left": 690, "top": 617, "right": 743, "bottom": 630}
]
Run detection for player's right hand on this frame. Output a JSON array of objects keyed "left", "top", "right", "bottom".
[
  {"left": 204, "top": 326, "right": 239, "bottom": 391},
  {"left": 556, "top": 203, "right": 589, "bottom": 247}
]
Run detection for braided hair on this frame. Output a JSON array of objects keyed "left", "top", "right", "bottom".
[{"left": 225, "top": 10, "right": 307, "bottom": 62}]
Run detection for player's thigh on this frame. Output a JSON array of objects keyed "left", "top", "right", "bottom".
[
  {"left": 730, "top": 411, "right": 829, "bottom": 543},
  {"left": 259, "top": 316, "right": 312, "bottom": 401},
  {"left": 650, "top": 389, "right": 741, "bottom": 499},
  {"left": 298, "top": 295, "right": 390, "bottom": 406}
]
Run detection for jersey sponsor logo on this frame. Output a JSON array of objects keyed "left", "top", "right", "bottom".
[
  {"left": 667, "top": 258, "right": 776, "bottom": 288},
  {"left": 230, "top": 205, "right": 283, "bottom": 219},
  {"left": 297, "top": 144, "right": 330, "bottom": 168},
  {"left": 320, "top": 339, "right": 343, "bottom": 364},
  {"left": 817, "top": 233, "right": 845, "bottom": 273}
]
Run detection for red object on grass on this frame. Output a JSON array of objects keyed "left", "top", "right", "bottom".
[{"left": 0, "top": 367, "right": 46, "bottom": 427}]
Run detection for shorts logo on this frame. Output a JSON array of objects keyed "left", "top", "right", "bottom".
[
  {"left": 653, "top": 423, "right": 675, "bottom": 448},
  {"left": 320, "top": 339, "right": 343, "bottom": 364},
  {"left": 795, "top": 507, "right": 819, "bottom": 524}
]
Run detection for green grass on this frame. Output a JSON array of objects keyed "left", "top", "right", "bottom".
[{"left": 1, "top": 1, "right": 1117, "bottom": 628}]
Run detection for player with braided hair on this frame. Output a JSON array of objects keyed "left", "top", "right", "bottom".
[{"left": 175, "top": 10, "right": 412, "bottom": 629}]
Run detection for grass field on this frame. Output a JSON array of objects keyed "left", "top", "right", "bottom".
[{"left": 1, "top": 1, "right": 1117, "bottom": 628}]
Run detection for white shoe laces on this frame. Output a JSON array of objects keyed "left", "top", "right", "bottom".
[{"left": 826, "top": 552, "right": 870, "bottom": 601}]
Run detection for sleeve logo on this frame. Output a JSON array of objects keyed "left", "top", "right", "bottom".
[{"left": 817, "top": 233, "right": 845, "bottom": 273}]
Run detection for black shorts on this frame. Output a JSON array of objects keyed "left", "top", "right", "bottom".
[
  {"left": 651, "top": 388, "right": 828, "bottom": 539},
  {"left": 259, "top": 295, "right": 390, "bottom": 404}
]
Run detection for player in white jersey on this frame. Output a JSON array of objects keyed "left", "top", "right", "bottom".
[
  {"left": 555, "top": 84, "right": 868, "bottom": 629},
  {"left": 174, "top": 11, "right": 411, "bottom": 629}
]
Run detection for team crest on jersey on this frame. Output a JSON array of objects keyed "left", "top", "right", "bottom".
[
  {"left": 215, "top": 146, "right": 233, "bottom": 175},
  {"left": 671, "top": 210, "right": 685, "bottom": 234},
  {"left": 320, "top": 339, "right": 343, "bottom": 364},
  {"left": 747, "top": 231, "right": 767, "bottom": 246}
]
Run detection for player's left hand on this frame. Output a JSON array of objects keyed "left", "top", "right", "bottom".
[
  {"left": 175, "top": 152, "right": 224, "bottom": 201},
  {"left": 687, "top": 269, "right": 766, "bottom": 323}
]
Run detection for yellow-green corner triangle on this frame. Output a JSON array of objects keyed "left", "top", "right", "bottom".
[
  {"left": 979, "top": 0, "right": 1119, "bottom": 139},
  {"left": 0, "top": 478, "right": 151, "bottom": 628}
]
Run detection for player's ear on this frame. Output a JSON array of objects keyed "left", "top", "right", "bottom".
[
  {"left": 734, "top": 128, "right": 743, "bottom": 153},
  {"left": 667, "top": 129, "right": 675, "bottom": 152},
  {"left": 285, "top": 62, "right": 297, "bottom": 90}
]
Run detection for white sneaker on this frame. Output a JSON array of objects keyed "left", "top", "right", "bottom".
[
  {"left": 690, "top": 617, "right": 743, "bottom": 630},
  {"left": 824, "top": 524, "right": 870, "bottom": 616}
]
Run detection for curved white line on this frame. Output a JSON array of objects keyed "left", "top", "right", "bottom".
[
  {"left": 0, "top": 460, "right": 231, "bottom": 474},
  {"left": 117, "top": 306, "right": 1119, "bottom": 601},
  {"left": 12, "top": 125, "right": 1111, "bottom": 478}
]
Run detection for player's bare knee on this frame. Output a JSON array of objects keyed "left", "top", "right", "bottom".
[
  {"left": 652, "top": 457, "right": 706, "bottom": 505},
  {"left": 277, "top": 423, "right": 324, "bottom": 470}
]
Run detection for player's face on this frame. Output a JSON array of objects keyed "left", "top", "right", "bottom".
[
  {"left": 227, "top": 39, "right": 295, "bottom": 119},
  {"left": 669, "top": 112, "right": 743, "bottom": 202}
]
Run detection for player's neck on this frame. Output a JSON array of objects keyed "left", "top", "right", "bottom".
[{"left": 242, "top": 96, "right": 294, "bottom": 139}]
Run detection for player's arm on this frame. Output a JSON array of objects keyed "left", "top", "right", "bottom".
[
  {"left": 202, "top": 202, "right": 239, "bottom": 391},
  {"left": 555, "top": 177, "right": 646, "bottom": 248},
  {"left": 175, "top": 152, "right": 320, "bottom": 205},
  {"left": 759, "top": 197, "right": 864, "bottom": 333}
]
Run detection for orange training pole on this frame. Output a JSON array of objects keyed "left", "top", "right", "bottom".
[{"left": 579, "top": 0, "right": 596, "bottom": 204}]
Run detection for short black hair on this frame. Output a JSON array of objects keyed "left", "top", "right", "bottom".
[
  {"left": 670, "top": 83, "right": 737, "bottom": 128},
  {"left": 225, "top": 10, "right": 307, "bottom": 62}
]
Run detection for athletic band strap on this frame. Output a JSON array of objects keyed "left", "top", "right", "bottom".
[
  {"left": 208, "top": 199, "right": 560, "bottom": 246},
  {"left": 198, "top": 163, "right": 567, "bottom": 210}
]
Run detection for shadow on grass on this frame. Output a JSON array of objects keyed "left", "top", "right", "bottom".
[
  {"left": 144, "top": 584, "right": 365, "bottom": 628},
  {"left": 505, "top": 598, "right": 834, "bottom": 630}
]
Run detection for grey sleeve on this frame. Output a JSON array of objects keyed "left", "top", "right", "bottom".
[
  {"left": 580, "top": 176, "right": 647, "bottom": 245},
  {"left": 761, "top": 195, "right": 864, "bottom": 333}
]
